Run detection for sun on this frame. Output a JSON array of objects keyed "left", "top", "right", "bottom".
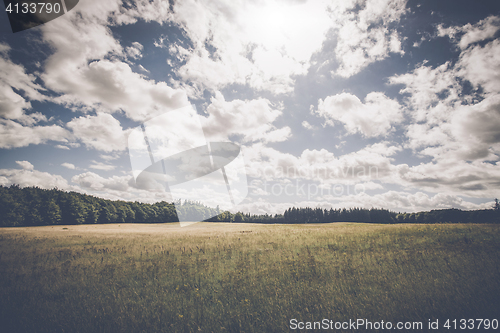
[
  {"left": 245, "top": 2, "right": 304, "bottom": 49},
  {"left": 243, "top": 0, "right": 331, "bottom": 62}
]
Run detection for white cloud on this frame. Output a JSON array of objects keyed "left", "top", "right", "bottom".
[
  {"left": 0, "top": 43, "right": 9, "bottom": 54},
  {"left": 383, "top": 97, "right": 500, "bottom": 198},
  {"left": 61, "top": 163, "right": 76, "bottom": 170},
  {"left": 39, "top": 0, "right": 189, "bottom": 122},
  {"left": 47, "top": 59, "right": 189, "bottom": 122},
  {"left": 315, "top": 92, "right": 403, "bottom": 137},
  {"left": 0, "top": 43, "right": 47, "bottom": 120},
  {"left": 131, "top": 105, "right": 207, "bottom": 170},
  {"left": 15, "top": 161, "right": 34, "bottom": 170},
  {"left": 67, "top": 113, "right": 128, "bottom": 152},
  {"left": 115, "top": 0, "right": 173, "bottom": 24},
  {"left": 16, "top": 112, "right": 49, "bottom": 126},
  {"left": 170, "top": 0, "right": 334, "bottom": 95},
  {"left": 201, "top": 91, "right": 291, "bottom": 143},
  {"left": 0, "top": 167, "right": 158, "bottom": 206},
  {"left": 138, "top": 65, "right": 150, "bottom": 73},
  {"left": 389, "top": 30, "right": 403, "bottom": 53},
  {"left": 404, "top": 123, "right": 451, "bottom": 151},
  {"left": 168, "top": 0, "right": 409, "bottom": 93},
  {"left": 245, "top": 141, "right": 400, "bottom": 184},
  {"left": 459, "top": 16, "right": 500, "bottom": 49},
  {"left": 99, "top": 153, "right": 120, "bottom": 161},
  {"left": 31, "top": 0, "right": 410, "bottom": 120},
  {"left": 55, "top": 142, "right": 81, "bottom": 150},
  {"left": 332, "top": 0, "right": 408, "bottom": 77},
  {"left": 0, "top": 167, "right": 70, "bottom": 190},
  {"left": 450, "top": 95, "right": 500, "bottom": 160},
  {"left": 242, "top": 136, "right": 500, "bottom": 205},
  {"left": 72, "top": 172, "right": 129, "bottom": 192},
  {"left": 263, "top": 127, "right": 292, "bottom": 143},
  {"left": 41, "top": 1, "right": 124, "bottom": 84},
  {"left": 438, "top": 15, "right": 500, "bottom": 50},
  {"left": 397, "top": 158, "right": 500, "bottom": 198},
  {"left": 389, "top": 61, "right": 461, "bottom": 122},
  {"left": 301, "top": 120, "right": 313, "bottom": 130},
  {"left": 125, "top": 42, "right": 144, "bottom": 60},
  {"left": 71, "top": 171, "right": 174, "bottom": 203},
  {"left": 389, "top": 28, "right": 500, "bottom": 164},
  {"left": 89, "top": 161, "right": 116, "bottom": 171},
  {"left": 0, "top": 85, "right": 32, "bottom": 120},
  {"left": 0, "top": 119, "right": 70, "bottom": 149},
  {"left": 458, "top": 39, "right": 500, "bottom": 95},
  {"left": 430, "top": 17, "right": 500, "bottom": 103},
  {"left": 386, "top": 27, "right": 500, "bottom": 197},
  {"left": 355, "top": 181, "right": 384, "bottom": 192}
]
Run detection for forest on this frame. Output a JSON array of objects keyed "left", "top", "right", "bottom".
[{"left": 0, "top": 185, "right": 498, "bottom": 227}]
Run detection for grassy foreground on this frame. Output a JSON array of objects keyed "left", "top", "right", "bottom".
[{"left": 0, "top": 223, "right": 499, "bottom": 332}]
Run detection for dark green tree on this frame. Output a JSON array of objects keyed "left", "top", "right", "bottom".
[
  {"left": 42, "top": 199, "right": 62, "bottom": 225},
  {"left": 61, "top": 194, "right": 86, "bottom": 225},
  {"left": 233, "top": 212, "right": 245, "bottom": 222}
]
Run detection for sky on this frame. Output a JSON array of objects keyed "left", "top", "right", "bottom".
[{"left": 1, "top": 0, "right": 500, "bottom": 215}]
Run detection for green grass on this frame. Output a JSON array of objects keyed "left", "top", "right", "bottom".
[{"left": 0, "top": 223, "right": 499, "bottom": 332}]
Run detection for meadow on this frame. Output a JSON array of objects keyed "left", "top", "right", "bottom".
[{"left": 0, "top": 222, "right": 499, "bottom": 332}]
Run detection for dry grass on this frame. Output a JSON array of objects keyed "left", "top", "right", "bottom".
[{"left": 1, "top": 222, "right": 499, "bottom": 332}]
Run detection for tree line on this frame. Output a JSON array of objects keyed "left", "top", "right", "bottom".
[
  {"left": 0, "top": 185, "right": 219, "bottom": 227},
  {"left": 0, "top": 185, "right": 498, "bottom": 227}
]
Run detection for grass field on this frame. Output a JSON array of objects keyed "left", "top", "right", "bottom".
[{"left": 1, "top": 222, "right": 499, "bottom": 332}]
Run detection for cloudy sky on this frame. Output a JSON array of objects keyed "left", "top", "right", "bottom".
[{"left": 1, "top": 0, "right": 500, "bottom": 215}]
